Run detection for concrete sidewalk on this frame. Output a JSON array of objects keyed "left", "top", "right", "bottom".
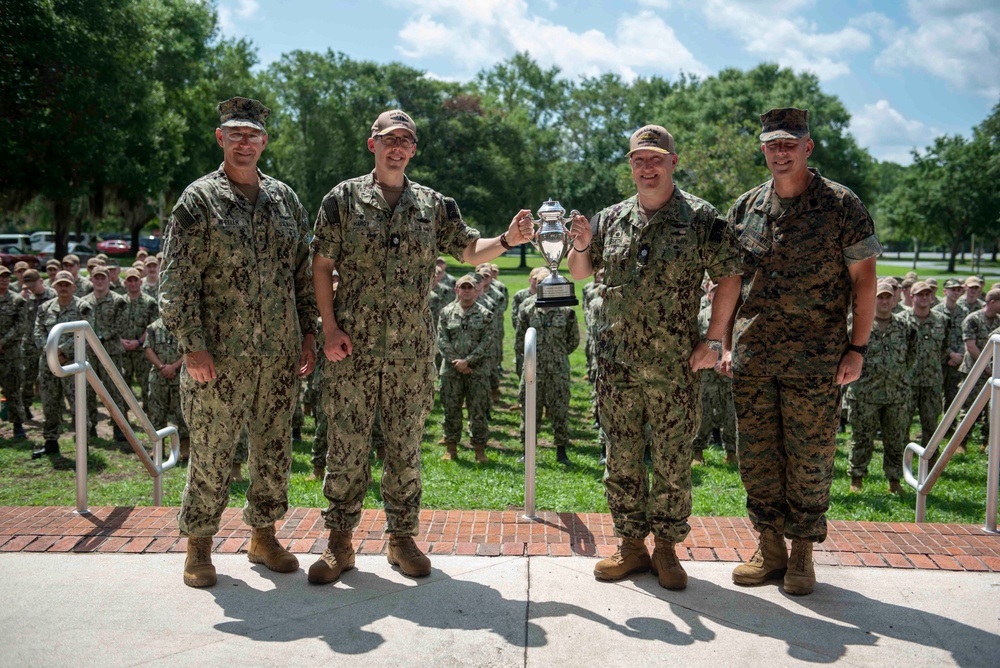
[{"left": 3, "top": 553, "right": 998, "bottom": 667}]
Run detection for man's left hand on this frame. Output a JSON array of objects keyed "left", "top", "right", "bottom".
[
  {"left": 504, "top": 209, "right": 535, "bottom": 246},
  {"left": 836, "top": 350, "right": 864, "bottom": 385},
  {"left": 298, "top": 333, "right": 317, "bottom": 378},
  {"left": 689, "top": 342, "right": 719, "bottom": 372}
]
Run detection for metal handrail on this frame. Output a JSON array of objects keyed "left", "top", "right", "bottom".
[
  {"left": 903, "top": 333, "right": 999, "bottom": 533},
  {"left": 45, "top": 320, "right": 179, "bottom": 515},
  {"left": 523, "top": 326, "right": 537, "bottom": 520}
]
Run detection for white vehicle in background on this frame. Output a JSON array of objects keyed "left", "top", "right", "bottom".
[{"left": 30, "top": 231, "right": 93, "bottom": 252}]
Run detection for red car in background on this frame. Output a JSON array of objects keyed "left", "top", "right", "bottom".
[
  {"left": 0, "top": 245, "right": 39, "bottom": 269},
  {"left": 97, "top": 239, "right": 132, "bottom": 255}
]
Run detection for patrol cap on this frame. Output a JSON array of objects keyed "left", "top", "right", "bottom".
[
  {"left": 964, "top": 276, "right": 984, "bottom": 287},
  {"left": 986, "top": 288, "right": 1000, "bottom": 303},
  {"left": 22, "top": 268, "right": 41, "bottom": 282},
  {"left": 89, "top": 265, "right": 108, "bottom": 278},
  {"left": 107, "top": 261, "right": 120, "bottom": 270},
  {"left": 627, "top": 124, "right": 675, "bottom": 157},
  {"left": 45, "top": 259, "right": 61, "bottom": 270},
  {"left": 529, "top": 266, "right": 551, "bottom": 281},
  {"left": 926, "top": 277, "right": 938, "bottom": 286},
  {"left": 882, "top": 277, "right": 900, "bottom": 289},
  {"left": 96, "top": 253, "right": 108, "bottom": 262},
  {"left": 86, "top": 258, "right": 101, "bottom": 269},
  {"left": 876, "top": 281, "right": 894, "bottom": 296},
  {"left": 477, "top": 266, "right": 493, "bottom": 277},
  {"left": 904, "top": 271, "right": 919, "bottom": 280},
  {"left": 144, "top": 256, "right": 159, "bottom": 266},
  {"left": 53, "top": 270, "right": 75, "bottom": 285},
  {"left": 124, "top": 268, "right": 142, "bottom": 280},
  {"left": 14, "top": 261, "right": 29, "bottom": 271},
  {"left": 218, "top": 96, "right": 270, "bottom": 131},
  {"left": 455, "top": 274, "right": 477, "bottom": 288},
  {"left": 63, "top": 254, "right": 80, "bottom": 265},
  {"left": 0, "top": 266, "right": 10, "bottom": 277},
  {"left": 943, "top": 278, "right": 963, "bottom": 289},
  {"left": 759, "top": 108, "right": 810, "bottom": 142},
  {"left": 901, "top": 277, "right": 916, "bottom": 289},
  {"left": 911, "top": 281, "right": 933, "bottom": 295},
  {"left": 370, "top": 109, "right": 417, "bottom": 141}
]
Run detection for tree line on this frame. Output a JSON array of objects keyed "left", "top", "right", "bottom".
[{"left": 2, "top": 0, "right": 998, "bottom": 265}]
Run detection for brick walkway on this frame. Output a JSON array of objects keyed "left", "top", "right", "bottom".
[{"left": 2, "top": 505, "right": 998, "bottom": 572}]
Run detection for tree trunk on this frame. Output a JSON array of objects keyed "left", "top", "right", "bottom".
[
  {"left": 52, "top": 197, "right": 71, "bottom": 258},
  {"left": 519, "top": 243, "right": 527, "bottom": 269}
]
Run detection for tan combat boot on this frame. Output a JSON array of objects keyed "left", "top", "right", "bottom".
[
  {"left": 692, "top": 450, "right": 705, "bottom": 466},
  {"left": 231, "top": 462, "right": 245, "bottom": 482},
  {"left": 594, "top": 537, "right": 651, "bottom": 581},
  {"left": 650, "top": 537, "right": 687, "bottom": 590},
  {"left": 387, "top": 535, "right": 431, "bottom": 577},
  {"left": 723, "top": 452, "right": 736, "bottom": 465},
  {"left": 888, "top": 480, "right": 902, "bottom": 494},
  {"left": 473, "top": 443, "right": 488, "bottom": 464},
  {"left": 307, "top": 530, "right": 356, "bottom": 584},
  {"left": 306, "top": 465, "right": 324, "bottom": 482},
  {"left": 850, "top": 476, "right": 863, "bottom": 492},
  {"left": 784, "top": 538, "right": 816, "bottom": 596},
  {"left": 179, "top": 437, "right": 190, "bottom": 461},
  {"left": 248, "top": 525, "right": 299, "bottom": 573},
  {"left": 440, "top": 442, "right": 459, "bottom": 461},
  {"left": 732, "top": 528, "right": 787, "bottom": 585},
  {"left": 183, "top": 536, "right": 217, "bottom": 588}
]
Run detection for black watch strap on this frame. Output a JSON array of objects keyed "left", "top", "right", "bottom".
[{"left": 846, "top": 343, "right": 868, "bottom": 355}]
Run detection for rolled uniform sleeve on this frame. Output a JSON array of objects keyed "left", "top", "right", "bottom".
[
  {"left": 439, "top": 197, "right": 480, "bottom": 264},
  {"left": 840, "top": 193, "right": 882, "bottom": 265},
  {"left": 159, "top": 192, "right": 208, "bottom": 353}
]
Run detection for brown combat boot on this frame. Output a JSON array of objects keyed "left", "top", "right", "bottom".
[
  {"left": 888, "top": 479, "right": 902, "bottom": 494},
  {"left": 784, "top": 538, "right": 816, "bottom": 595},
  {"left": 179, "top": 437, "right": 190, "bottom": 461},
  {"left": 231, "top": 462, "right": 244, "bottom": 482},
  {"left": 387, "top": 535, "right": 431, "bottom": 577},
  {"left": 375, "top": 446, "right": 386, "bottom": 460},
  {"left": 306, "top": 465, "right": 324, "bottom": 482},
  {"left": 692, "top": 450, "right": 705, "bottom": 466},
  {"left": 440, "top": 442, "right": 459, "bottom": 461},
  {"left": 650, "top": 537, "right": 687, "bottom": 590},
  {"left": 248, "top": 525, "right": 299, "bottom": 573},
  {"left": 183, "top": 536, "right": 217, "bottom": 588},
  {"left": 850, "top": 476, "right": 863, "bottom": 492},
  {"left": 723, "top": 452, "right": 736, "bottom": 465},
  {"left": 473, "top": 443, "right": 488, "bottom": 464},
  {"left": 732, "top": 528, "right": 787, "bottom": 585},
  {"left": 307, "top": 530, "right": 356, "bottom": 584},
  {"left": 594, "top": 537, "right": 651, "bottom": 581}
]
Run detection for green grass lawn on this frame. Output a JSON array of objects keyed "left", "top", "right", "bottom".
[{"left": 0, "top": 256, "right": 994, "bottom": 526}]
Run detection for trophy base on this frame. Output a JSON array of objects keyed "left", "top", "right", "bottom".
[{"left": 535, "top": 278, "right": 578, "bottom": 308}]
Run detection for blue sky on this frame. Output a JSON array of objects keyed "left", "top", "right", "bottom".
[{"left": 217, "top": 0, "right": 1000, "bottom": 165}]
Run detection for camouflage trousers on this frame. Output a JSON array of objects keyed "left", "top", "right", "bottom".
[
  {"left": 597, "top": 358, "right": 698, "bottom": 543},
  {"left": 942, "top": 364, "right": 961, "bottom": 414},
  {"left": 39, "top": 355, "right": 77, "bottom": 440},
  {"left": 147, "top": 370, "right": 188, "bottom": 439},
  {"left": 20, "top": 345, "right": 40, "bottom": 411},
  {"left": 848, "top": 397, "right": 908, "bottom": 481},
  {"left": 909, "top": 384, "right": 942, "bottom": 448},
  {"left": 0, "top": 353, "right": 26, "bottom": 425},
  {"left": 311, "top": 405, "right": 384, "bottom": 470},
  {"left": 733, "top": 375, "right": 840, "bottom": 543},
  {"left": 121, "top": 350, "right": 151, "bottom": 413},
  {"left": 177, "top": 354, "right": 297, "bottom": 537},
  {"left": 321, "top": 355, "right": 434, "bottom": 536},
  {"left": 441, "top": 371, "right": 491, "bottom": 445},
  {"left": 692, "top": 372, "right": 736, "bottom": 454},
  {"left": 87, "top": 353, "right": 125, "bottom": 428},
  {"left": 962, "top": 373, "right": 991, "bottom": 434},
  {"left": 518, "top": 368, "right": 571, "bottom": 448}
]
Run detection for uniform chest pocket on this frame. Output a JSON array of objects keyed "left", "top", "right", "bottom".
[
  {"left": 739, "top": 224, "right": 770, "bottom": 265},
  {"left": 547, "top": 312, "right": 568, "bottom": 328}
]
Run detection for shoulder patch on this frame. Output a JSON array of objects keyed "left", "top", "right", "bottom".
[
  {"left": 444, "top": 197, "right": 461, "bottom": 222},
  {"left": 323, "top": 197, "right": 341, "bottom": 227},
  {"left": 709, "top": 218, "right": 727, "bottom": 243},
  {"left": 174, "top": 204, "right": 198, "bottom": 231}
]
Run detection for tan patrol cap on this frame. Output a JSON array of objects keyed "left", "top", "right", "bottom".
[
  {"left": 876, "top": 281, "right": 894, "bottom": 296},
  {"left": 124, "top": 268, "right": 142, "bottom": 280},
  {"left": 0, "top": 266, "right": 10, "bottom": 277},
  {"left": 89, "top": 265, "right": 108, "bottom": 277},
  {"left": 45, "top": 259, "right": 61, "bottom": 270},
  {"left": 455, "top": 274, "right": 477, "bottom": 288},
  {"left": 943, "top": 278, "right": 963, "bottom": 289},
  {"left": 144, "top": 256, "right": 159, "bottom": 266},
  {"left": 22, "top": 268, "right": 40, "bottom": 282},
  {"left": 370, "top": 109, "right": 417, "bottom": 140},
  {"left": 53, "top": 270, "right": 75, "bottom": 285},
  {"left": 14, "top": 261, "right": 29, "bottom": 271},
  {"left": 964, "top": 276, "right": 984, "bottom": 287},
  {"left": 63, "top": 254, "right": 80, "bottom": 265},
  {"left": 911, "top": 281, "right": 933, "bottom": 295},
  {"left": 627, "top": 124, "right": 675, "bottom": 156}
]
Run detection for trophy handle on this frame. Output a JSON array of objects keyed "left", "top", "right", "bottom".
[
  {"left": 529, "top": 217, "right": 542, "bottom": 253},
  {"left": 561, "top": 210, "right": 581, "bottom": 252}
]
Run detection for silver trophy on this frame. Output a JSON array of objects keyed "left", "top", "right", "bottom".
[{"left": 530, "top": 199, "right": 580, "bottom": 308}]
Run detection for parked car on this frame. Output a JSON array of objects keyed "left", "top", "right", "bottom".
[
  {"left": 0, "top": 245, "right": 40, "bottom": 269},
  {"left": 36, "top": 242, "right": 96, "bottom": 266},
  {"left": 97, "top": 239, "right": 132, "bottom": 255},
  {"left": 138, "top": 236, "right": 161, "bottom": 253},
  {"left": 29, "top": 231, "right": 93, "bottom": 252}
]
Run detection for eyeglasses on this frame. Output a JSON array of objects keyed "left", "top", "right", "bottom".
[
  {"left": 224, "top": 130, "right": 265, "bottom": 144},
  {"left": 379, "top": 135, "right": 415, "bottom": 149}
]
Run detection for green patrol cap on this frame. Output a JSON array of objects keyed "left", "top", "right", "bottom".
[
  {"left": 218, "top": 96, "right": 270, "bottom": 131},
  {"left": 759, "top": 108, "right": 810, "bottom": 142},
  {"left": 943, "top": 278, "right": 962, "bottom": 289}
]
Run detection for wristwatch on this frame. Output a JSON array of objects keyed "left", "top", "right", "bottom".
[
  {"left": 705, "top": 339, "right": 723, "bottom": 355},
  {"left": 846, "top": 343, "right": 868, "bottom": 355}
]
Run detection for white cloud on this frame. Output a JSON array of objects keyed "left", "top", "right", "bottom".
[
  {"left": 874, "top": 1, "right": 1000, "bottom": 99},
  {"left": 218, "top": 0, "right": 260, "bottom": 35},
  {"left": 392, "top": 0, "right": 709, "bottom": 81},
  {"left": 850, "top": 99, "right": 938, "bottom": 164},
  {"left": 689, "top": 0, "right": 871, "bottom": 81}
]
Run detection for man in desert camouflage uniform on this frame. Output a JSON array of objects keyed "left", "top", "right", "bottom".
[
  {"left": 568, "top": 124, "right": 743, "bottom": 591},
  {"left": 904, "top": 281, "right": 950, "bottom": 450},
  {"left": 933, "top": 278, "right": 969, "bottom": 411},
  {"left": 308, "top": 109, "right": 534, "bottom": 584},
  {"left": 847, "top": 282, "right": 916, "bottom": 493},
  {"left": 727, "top": 109, "right": 880, "bottom": 596},
  {"left": 0, "top": 266, "right": 29, "bottom": 439},
  {"left": 437, "top": 274, "right": 495, "bottom": 463},
  {"left": 33, "top": 271, "right": 94, "bottom": 458},
  {"left": 959, "top": 288, "right": 1000, "bottom": 452},
  {"left": 120, "top": 269, "right": 158, "bottom": 415},
  {"left": 160, "top": 96, "right": 317, "bottom": 589},
  {"left": 82, "top": 265, "right": 129, "bottom": 442},
  {"left": 511, "top": 266, "right": 549, "bottom": 377},
  {"left": 144, "top": 316, "right": 188, "bottom": 459},
  {"left": 515, "top": 286, "right": 580, "bottom": 465},
  {"left": 19, "top": 269, "right": 55, "bottom": 418},
  {"left": 691, "top": 281, "right": 737, "bottom": 465},
  {"left": 958, "top": 276, "right": 985, "bottom": 319}
]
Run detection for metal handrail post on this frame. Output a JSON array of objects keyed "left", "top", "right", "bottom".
[
  {"left": 986, "top": 342, "right": 999, "bottom": 533},
  {"left": 523, "top": 327, "right": 537, "bottom": 520},
  {"left": 74, "top": 328, "right": 89, "bottom": 515}
]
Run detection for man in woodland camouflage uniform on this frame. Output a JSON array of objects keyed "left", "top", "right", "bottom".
[
  {"left": 33, "top": 271, "right": 94, "bottom": 458},
  {"left": 120, "top": 269, "right": 158, "bottom": 415},
  {"left": 691, "top": 281, "right": 737, "bottom": 465},
  {"left": 512, "top": 266, "right": 549, "bottom": 377},
  {"left": 904, "top": 281, "right": 950, "bottom": 450},
  {"left": 0, "top": 266, "right": 28, "bottom": 439},
  {"left": 144, "top": 316, "right": 189, "bottom": 459},
  {"left": 957, "top": 276, "right": 985, "bottom": 319},
  {"left": 933, "top": 278, "right": 969, "bottom": 411},
  {"left": 160, "top": 96, "right": 317, "bottom": 588},
  {"left": 82, "top": 265, "right": 129, "bottom": 442},
  {"left": 847, "top": 282, "right": 916, "bottom": 493},
  {"left": 568, "top": 124, "right": 743, "bottom": 591},
  {"left": 19, "top": 269, "right": 55, "bottom": 418},
  {"left": 437, "top": 274, "right": 495, "bottom": 463},
  {"left": 727, "top": 109, "right": 880, "bottom": 596},
  {"left": 308, "top": 109, "right": 534, "bottom": 584}
]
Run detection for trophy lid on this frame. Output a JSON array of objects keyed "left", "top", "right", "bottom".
[{"left": 538, "top": 199, "right": 565, "bottom": 218}]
